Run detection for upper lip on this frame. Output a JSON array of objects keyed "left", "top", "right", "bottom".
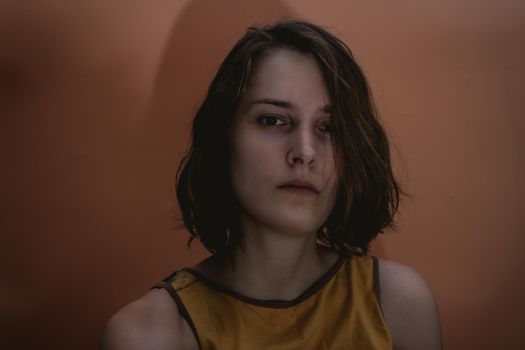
[{"left": 278, "top": 179, "right": 319, "bottom": 193}]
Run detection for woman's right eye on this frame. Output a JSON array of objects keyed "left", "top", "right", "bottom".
[{"left": 259, "top": 115, "right": 285, "bottom": 127}]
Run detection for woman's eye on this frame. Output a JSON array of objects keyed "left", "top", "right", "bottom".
[
  {"left": 259, "top": 115, "right": 285, "bottom": 127},
  {"left": 319, "top": 122, "right": 335, "bottom": 133}
]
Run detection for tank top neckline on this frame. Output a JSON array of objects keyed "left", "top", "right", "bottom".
[{"left": 181, "top": 251, "right": 352, "bottom": 309}]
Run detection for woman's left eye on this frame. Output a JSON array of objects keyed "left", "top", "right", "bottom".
[
  {"left": 319, "top": 121, "right": 335, "bottom": 133},
  {"left": 259, "top": 115, "right": 285, "bottom": 127}
]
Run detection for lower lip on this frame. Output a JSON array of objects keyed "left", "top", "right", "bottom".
[{"left": 279, "top": 186, "right": 318, "bottom": 195}]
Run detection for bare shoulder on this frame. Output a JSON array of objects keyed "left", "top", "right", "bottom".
[
  {"left": 100, "top": 288, "right": 198, "bottom": 350},
  {"left": 376, "top": 258, "right": 443, "bottom": 350}
]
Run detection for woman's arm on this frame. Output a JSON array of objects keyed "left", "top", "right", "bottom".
[
  {"left": 101, "top": 289, "right": 198, "bottom": 350},
  {"left": 378, "top": 258, "right": 443, "bottom": 350}
]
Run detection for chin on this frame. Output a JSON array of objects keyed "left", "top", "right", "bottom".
[
  {"left": 271, "top": 215, "right": 323, "bottom": 236},
  {"left": 239, "top": 200, "right": 329, "bottom": 236}
]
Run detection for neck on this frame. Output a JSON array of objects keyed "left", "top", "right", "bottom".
[{"left": 205, "top": 220, "right": 339, "bottom": 301}]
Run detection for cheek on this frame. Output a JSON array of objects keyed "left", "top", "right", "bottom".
[
  {"left": 230, "top": 135, "right": 277, "bottom": 197},
  {"left": 320, "top": 152, "right": 340, "bottom": 212}
]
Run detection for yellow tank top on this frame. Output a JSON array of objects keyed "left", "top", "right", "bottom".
[{"left": 153, "top": 254, "right": 393, "bottom": 350}]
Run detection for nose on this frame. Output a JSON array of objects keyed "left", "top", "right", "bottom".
[{"left": 286, "top": 128, "right": 316, "bottom": 167}]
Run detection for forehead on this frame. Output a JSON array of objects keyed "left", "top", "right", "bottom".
[{"left": 240, "top": 49, "right": 330, "bottom": 108}]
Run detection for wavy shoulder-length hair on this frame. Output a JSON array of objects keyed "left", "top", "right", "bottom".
[{"left": 176, "top": 20, "right": 404, "bottom": 255}]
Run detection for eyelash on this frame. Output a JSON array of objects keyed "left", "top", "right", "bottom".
[{"left": 258, "top": 115, "right": 334, "bottom": 133}]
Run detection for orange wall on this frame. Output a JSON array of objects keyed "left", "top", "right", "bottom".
[{"left": 1, "top": 1, "right": 524, "bottom": 349}]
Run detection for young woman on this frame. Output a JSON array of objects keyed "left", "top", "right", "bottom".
[{"left": 102, "top": 21, "right": 442, "bottom": 350}]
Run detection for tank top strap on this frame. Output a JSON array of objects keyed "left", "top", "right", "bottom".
[{"left": 151, "top": 272, "right": 202, "bottom": 349}]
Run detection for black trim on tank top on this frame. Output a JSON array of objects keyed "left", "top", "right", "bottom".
[
  {"left": 151, "top": 279, "right": 202, "bottom": 350},
  {"left": 372, "top": 256, "right": 386, "bottom": 317},
  {"left": 372, "top": 256, "right": 381, "bottom": 301},
  {"left": 182, "top": 251, "right": 351, "bottom": 308}
]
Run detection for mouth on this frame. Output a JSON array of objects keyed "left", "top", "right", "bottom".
[
  {"left": 278, "top": 180, "right": 319, "bottom": 195},
  {"left": 278, "top": 185, "right": 318, "bottom": 195}
]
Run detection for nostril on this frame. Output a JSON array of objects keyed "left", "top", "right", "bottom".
[{"left": 292, "top": 156, "right": 303, "bottom": 164}]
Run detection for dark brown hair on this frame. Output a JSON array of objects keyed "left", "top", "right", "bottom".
[{"left": 176, "top": 20, "right": 404, "bottom": 255}]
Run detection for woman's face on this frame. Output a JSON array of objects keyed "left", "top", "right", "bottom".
[{"left": 229, "top": 49, "right": 339, "bottom": 236}]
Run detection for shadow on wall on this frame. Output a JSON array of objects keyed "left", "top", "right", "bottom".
[{"left": 137, "top": 0, "right": 296, "bottom": 177}]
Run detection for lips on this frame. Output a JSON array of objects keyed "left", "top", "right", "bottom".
[{"left": 278, "top": 180, "right": 319, "bottom": 193}]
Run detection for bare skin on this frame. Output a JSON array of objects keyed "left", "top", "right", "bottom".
[{"left": 101, "top": 49, "right": 442, "bottom": 349}]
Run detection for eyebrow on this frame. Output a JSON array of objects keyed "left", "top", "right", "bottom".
[{"left": 249, "top": 98, "right": 332, "bottom": 113}]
